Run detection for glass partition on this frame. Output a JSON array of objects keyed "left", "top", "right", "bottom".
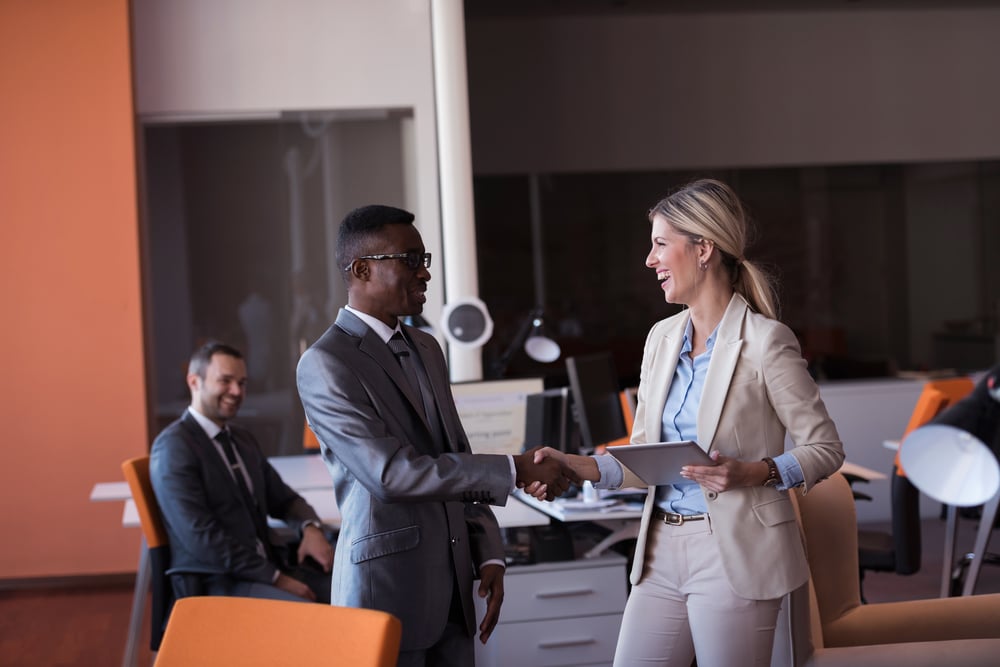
[{"left": 140, "top": 109, "right": 413, "bottom": 455}]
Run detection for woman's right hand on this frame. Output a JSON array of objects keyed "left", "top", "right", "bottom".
[{"left": 532, "top": 447, "right": 600, "bottom": 483}]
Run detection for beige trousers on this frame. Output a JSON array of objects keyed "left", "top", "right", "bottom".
[{"left": 614, "top": 517, "right": 782, "bottom": 667}]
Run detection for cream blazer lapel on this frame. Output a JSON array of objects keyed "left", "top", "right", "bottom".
[
  {"left": 641, "top": 311, "right": 688, "bottom": 445},
  {"left": 696, "top": 295, "right": 748, "bottom": 452}
]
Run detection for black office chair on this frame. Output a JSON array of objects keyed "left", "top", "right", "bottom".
[{"left": 856, "top": 465, "right": 922, "bottom": 602}]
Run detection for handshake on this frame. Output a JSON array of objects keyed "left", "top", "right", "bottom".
[{"left": 512, "top": 446, "right": 583, "bottom": 501}]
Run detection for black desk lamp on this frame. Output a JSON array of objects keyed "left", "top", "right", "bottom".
[{"left": 490, "top": 308, "right": 561, "bottom": 378}]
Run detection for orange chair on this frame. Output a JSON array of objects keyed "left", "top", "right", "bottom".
[
  {"left": 303, "top": 421, "right": 321, "bottom": 451},
  {"left": 895, "top": 377, "right": 975, "bottom": 473},
  {"left": 154, "top": 597, "right": 402, "bottom": 667},
  {"left": 782, "top": 472, "right": 1000, "bottom": 666},
  {"left": 601, "top": 389, "right": 636, "bottom": 449},
  {"left": 121, "top": 456, "right": 174, "bottom": 651}
]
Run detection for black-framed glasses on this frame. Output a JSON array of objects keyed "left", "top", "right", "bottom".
[{"left": 343, "top": 251, "right": 432, "bottom": 272}]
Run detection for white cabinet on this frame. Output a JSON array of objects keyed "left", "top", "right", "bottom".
[{"left": 475, "top": 553, "right": 628, "bottom": 667}]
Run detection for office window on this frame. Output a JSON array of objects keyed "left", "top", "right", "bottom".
[
  {"left": 474, "top": 162, "right": 1000, "bottom": 385},
  {"left": 140, "top": 110, "right": 412, "bottom": 454}
]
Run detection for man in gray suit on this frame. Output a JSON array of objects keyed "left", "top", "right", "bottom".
[
  {"left": 297, "top": 205, "right": 573, "bottom": 666},
  {"left": 151, "top": 342, "right": 335, "bottom": 603}
]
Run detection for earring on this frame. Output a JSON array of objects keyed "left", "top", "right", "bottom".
[{"left": 699, "top": 261, "right": 707, "bottom": 271}]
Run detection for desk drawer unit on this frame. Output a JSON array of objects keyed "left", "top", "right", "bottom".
[{"left": 475, "top": 553, "right": 627, "bottom": 667}]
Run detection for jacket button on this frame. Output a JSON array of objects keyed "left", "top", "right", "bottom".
[
  {"left": 706, "top": 491, "right": 718, "bottom": 500},
  {"left": 451, "top": 537, "right": 458, "bottom": 544}
]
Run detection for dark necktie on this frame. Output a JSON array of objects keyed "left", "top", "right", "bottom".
[
  {"left": 215, "top": 430, "right": 278, "bottom": 565},
  {"left": 388, "top": 333, "right": 422, "bottom": 399},
  {"left": 388, "top": 332, "right": 448, "bottom": 448}
]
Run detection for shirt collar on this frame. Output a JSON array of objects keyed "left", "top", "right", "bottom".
[
  {"left": 680, "top": 318, "right": 719, "bottom": 355},
  {"left": 345, "top": 305, "right": 402, "bottom": 344},
  {"left": 187, "top": 406, "right": 224, "bottom": 440}
]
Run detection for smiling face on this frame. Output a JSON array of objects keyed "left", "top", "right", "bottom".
[
  {"left": 188, "top": 352, "right": 247, "bottom": 426},
  {"left": 645, "top": 213, "right": 705, "bottom": 306},
  {"left": 350, "top": 223, "right": 431, "bottom": 327}
]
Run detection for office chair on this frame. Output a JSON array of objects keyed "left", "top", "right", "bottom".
[
  {"left": 154, "top": 597, "right": 402, "bottom": 667},
  {"left": 303, "top": 420, "right": 321, "bottom": 451},
  {"left": 604, "top": 388, "right": 637, "bottom": 448},
  {"left": 777, "top": 472, "right": 1000, "bottom": 667},
  {"left": 121, "top": 456, "right": 175, "bottom": 651},
  {"left": 856, "top": 378, "right": 974, "bottom": 601},
  {"left": 856, "top": 466, "right": 921, "bottom": 600}
]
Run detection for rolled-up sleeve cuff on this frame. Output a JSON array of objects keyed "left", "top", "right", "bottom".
[
  {"left": 774, "top": 453, "right": 805, "bottom": 490},
  {"left": 594, "top": 453, "right": 624, "bottom": 490}
]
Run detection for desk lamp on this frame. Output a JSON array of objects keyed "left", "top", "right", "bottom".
[
  {"left": 899, "top": 424, "right": 999, "bottom": 508},
  {"left": 490, "top": 307, "right": 561, "bottom": 378}
]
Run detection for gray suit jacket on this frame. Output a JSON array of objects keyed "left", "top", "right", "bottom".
[
  {"left": 296, "top": 309, "right": 509, "bottom": 651},
  {"left": 150, "top": 410, "right": 321, "bottom": 583}
]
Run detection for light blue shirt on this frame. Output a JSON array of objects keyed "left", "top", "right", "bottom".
[{"left": 595, "top": 318, "right": 804, "bottom": 511}]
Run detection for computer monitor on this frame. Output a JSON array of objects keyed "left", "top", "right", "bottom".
[
  {"left": 451, "top": 377, "right": 545, "bottom": 455},
  {"left": 523, "top": 387, "right": 573, "bottom": 454},
  {"left": 566, "top": 352, "right": 628, "bottom": 453}
]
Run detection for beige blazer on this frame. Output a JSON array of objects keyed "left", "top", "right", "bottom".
[{"left": 623, "top": 294, "right": 844, "bottom": 600}]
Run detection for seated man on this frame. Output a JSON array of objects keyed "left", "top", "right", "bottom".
[{"left": 151, "top": 341, "right": 334, "bottom": 603}]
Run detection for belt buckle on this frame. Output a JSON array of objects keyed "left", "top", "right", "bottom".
[{"left": 664, "top": 512, "right": 684, "bottom": 526}]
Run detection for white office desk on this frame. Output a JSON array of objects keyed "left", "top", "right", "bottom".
[
  {"left": 513, "top": 489, "right": 644, "bottom": 559},
  {"left": 93, "top": 454, "right": 550, "bottom": 667}
]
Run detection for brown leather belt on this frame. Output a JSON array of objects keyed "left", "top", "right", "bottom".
[{"left": 653, "top": 509, "right": 709, "bottom": 526}]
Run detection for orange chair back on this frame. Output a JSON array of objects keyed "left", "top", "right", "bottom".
[
  {"left": 154, "top": 597, "right": 402, "bottom": 667},
  {"left": 303, "top": 421, "right": 321, "bottom": 451},
  {"left": 121, "top": 456, "right": 169, "bottom": 549},
  {"left": 902, "top": 377, "right": 975, "bottom": 437},
  {"left": 598, "top": 390, "right": 635, "bottom": 449}
]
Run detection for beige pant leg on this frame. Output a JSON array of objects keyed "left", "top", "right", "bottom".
[{"left": 614, "top": 518, "right": 781, "bottom": 667}]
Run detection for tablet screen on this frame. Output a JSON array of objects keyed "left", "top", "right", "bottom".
[{"left": 607, "top": 440, "right": 714, "bottom": 486}]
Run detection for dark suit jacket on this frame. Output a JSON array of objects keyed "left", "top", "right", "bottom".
[
  {"left": 296, "top": 309, "right": 509, "bottom": 651},
  {"left": 150, "top": 410, "right": 321, "bottom": 583}
]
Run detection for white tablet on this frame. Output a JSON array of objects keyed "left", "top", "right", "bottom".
[{"left": 607, "top": 441, "right": 715, "bottom": 486}]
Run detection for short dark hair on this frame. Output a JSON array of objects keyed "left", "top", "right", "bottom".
[
  {"left": 336, "top": 204, "right": 416, "bottom": 277},
  {"left": 188, "top": 341, "right": 243, "bottom": 379}
]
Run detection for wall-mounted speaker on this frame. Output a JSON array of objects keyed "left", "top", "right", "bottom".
[{"left": 440, "top": 297, "right": 494, "bottom": 348}]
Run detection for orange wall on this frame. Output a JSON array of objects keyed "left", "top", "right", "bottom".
[{"left": 0, "top": 0, "right": 148, "bottom": 577}]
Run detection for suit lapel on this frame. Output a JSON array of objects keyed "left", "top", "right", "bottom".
[
  {"left": 179, "top": 411, "right": 255, "bottom": 502},
  {"left": 408, "top": 329, "right": 459, "bottom": 452},
  {"left": 337, "top": 310, "right": 437, "bottom": 440},
  {"left": 337, "top": 310, "right": 429, "bottom": 428},
  {"left": 697, "top": 295, "right": 747, "bottom": 451},
  {"left": 644, "top": 312, "right": 688, "bottom": 443}
]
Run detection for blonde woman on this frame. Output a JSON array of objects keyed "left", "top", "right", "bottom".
[{"left": 535, "top": 179, "right": 844, "bottom": 667}]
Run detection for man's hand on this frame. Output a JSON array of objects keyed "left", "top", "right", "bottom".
[
  {"left": 532, "top": 447, "right": 600, "bottom": 484},
  {"left": 275, "top": 572, "right": 316, "bottom": 601},
  {"left": 477, "top": 563, "right": 505, "bottom": 644},
  {"left": 297, "top": 523, "right": 334, "bottom": 572},
  {"left": 513, "top": 446, "right": 577, "bottom": 500}
]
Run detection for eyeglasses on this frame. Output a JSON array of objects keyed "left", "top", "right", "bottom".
[{"left": 344, "top": 251, "right": 432, "bottom": 272}]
